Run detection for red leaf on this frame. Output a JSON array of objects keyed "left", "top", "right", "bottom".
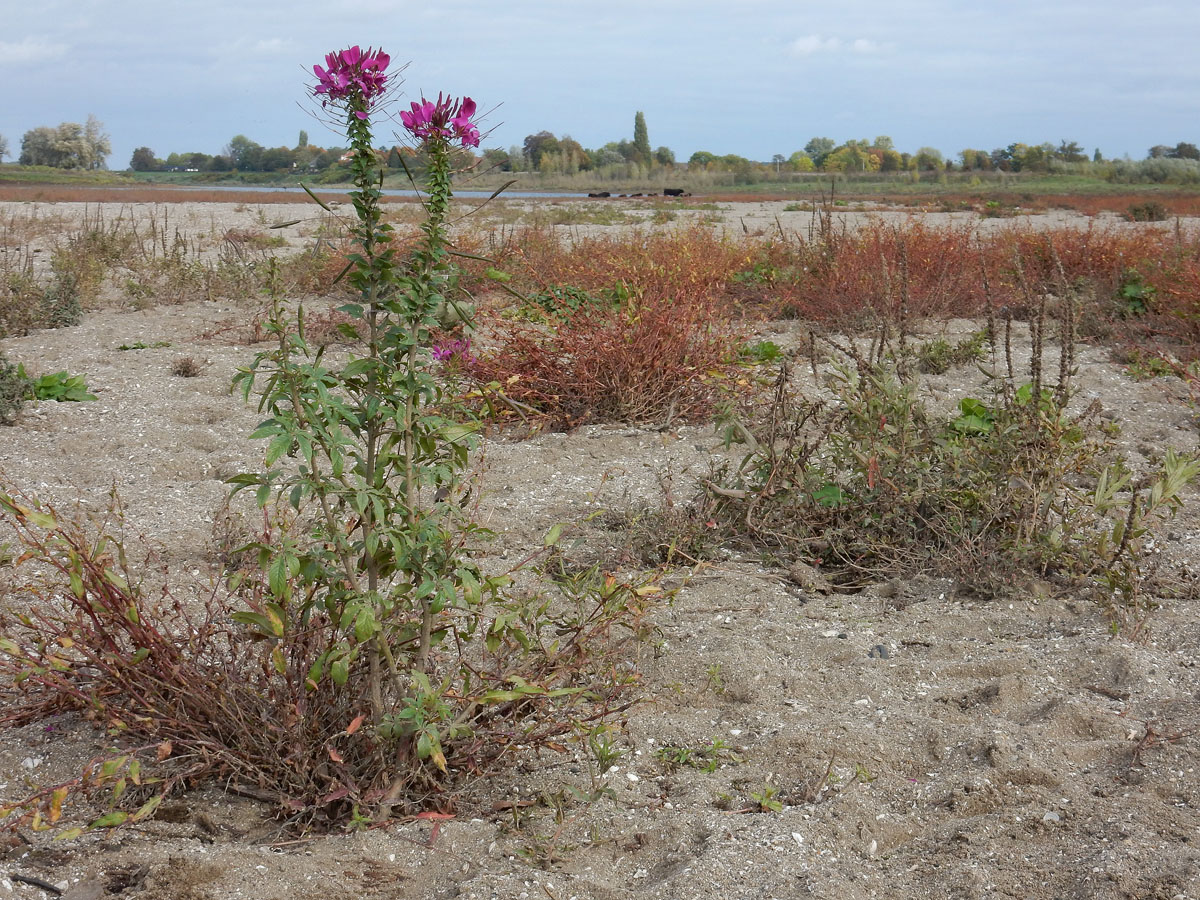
[{"left": 345, "top": 714, "right": 366, "bottom": 736}]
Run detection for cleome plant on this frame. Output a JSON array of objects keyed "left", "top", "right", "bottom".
[
  {"left": 229, "top": 46, "right": 495, "bottom": 790},
  {"left": 0, "top": 46, "right": 650, "bottom": 834}
]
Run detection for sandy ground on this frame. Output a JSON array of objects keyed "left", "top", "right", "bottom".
[{"left": 1, "top": 199, "right": 1199, "bottom": 899}]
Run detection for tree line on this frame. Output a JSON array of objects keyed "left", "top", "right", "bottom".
[{"left": 2, "top": 112, "right": 1199, "bottom": 186}]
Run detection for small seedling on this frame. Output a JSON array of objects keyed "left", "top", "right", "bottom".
[
  {"left": 739, "top": 340, "right": 784, "bottom": 365},
  {"left": 587, "top": 726, "right": 625, "bottom": 776},
  {"left": 654, "top": 738, "right": 742, "bottom": 773},
  {"left": 704, "top": 663, "right": 726, "bottom": 696},
  {"left": 750, "top": 784, "right": 783, "bottom": 813}
]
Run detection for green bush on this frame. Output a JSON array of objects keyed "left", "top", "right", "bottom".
[
  {"left": 28, "top": 370, "right": 96, "bottom": 402},
  {"left": 1126, "top": 201, "right": 1168, "bottom": 222},
  {"left": 707, "top": 334, "right": 1199, "bottom": 619}
]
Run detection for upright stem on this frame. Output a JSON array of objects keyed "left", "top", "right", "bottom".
[
  {"left": 411, "top": 139, "right": 451, "bottom": 675},
  {"left": 346, "top": 104, "right": 391, "bottom": 722}
]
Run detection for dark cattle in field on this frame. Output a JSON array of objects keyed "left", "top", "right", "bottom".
[
  {"left": 587, "top": 191, "right": 611, "bottom": 198},
  {"left": 663, "top": 188, "right": 686, "bottom": 197}
]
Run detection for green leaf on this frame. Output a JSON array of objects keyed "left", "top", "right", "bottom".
[
  {"left": 342, "top": 358, "right": 377, "bottom": 378},
  {"left": 224, "top": 473, "right": 264, "bottom": 486},
  {"left": 265, "top": 433, "right": 293, "bottom": 466},
  {"left": 812, "top": 483, "right": 846, "bottom": 508},
  {"left": 268, "top": 553, "right": 293, "bottom": 602},
  {"left": 306, "top": 655, "right": 325, "bottom": 688},
  {"left": 544, "top": 523, "right": 565, "bottom": 547},
  {"left": 89, "top": 811, "right": 128, "bottom": 829},
  {"left": 129, "top": 794, "right": 163, "bottom": 823},
  {"left": 331, "top": 656, "right": 349, "bottom": 686},
  {"left": 353, "top": 608, "right": 376, "bottom": 642},
  {"left": 441, "top": 423, "right": 477, "bottom": 445},
  {"left": 100, "top": 756, "right": 128, "bottom": 779}
]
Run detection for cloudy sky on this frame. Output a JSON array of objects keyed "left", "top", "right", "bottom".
[{"left": 3, "top": 0, "right": 1198, "bottom": 169}]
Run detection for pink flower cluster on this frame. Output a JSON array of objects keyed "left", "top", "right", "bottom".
[
  {"left": 431, "top": 337, "right": 476, "bottom": 366},
  {"left": 400, "top": 94, "right": 480, "bottom": 148},
  {"left": 313, "top": 46, "right": 390, "bottom": 118}
]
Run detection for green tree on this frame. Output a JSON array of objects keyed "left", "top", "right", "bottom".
[
  {"left": 1171, "top": 142, "right": 1200, "bottom": 160},
  {"left": 82, "top": 115, "right": 110, "bottom": 169},
  {"left": 824, "top": 144, "right": 878, "bottom": 172},
  {"left": 560, "top": 135, "right": 589, "bottom": 172},
  {"left": 0, "top": 133, "right": 8, "bottom": 162},
  {"left": 654, "top": 145, "right": 675, "bottom": 166},
  {"left": 225, "top": 134, "right": 264, "bottom": 170},
  {"left": 688, "top": 150, "right": 717, "bottom": 168},
  {"left": 1055, "top": 140, "right": 1087, "bottom": 163},
  {"left": 632, "top": 111, "right": 652, "bottom": 166},
  {"left": 592, "top": 147, "right": 625, "bottom": 168},
  {"left": 804, "top": 136, "right": 835, "bottom": 168},
  {"left": 959, "top": 148, "right": 993, "bottom": 170},
  {"left": 481, "top": 147, "right": 511, "bottom": 172},
  {"left": 130, "top": 147, "right": 158, "bottom": 171},
  {"left": 788, "top": 151, "right": 814, "bottom": 172},
  {"left": 913, "top": 147, "right": 945, "bottom": 171},
  {"left": 260, "top": 146, "right": 296, "bottom": 171},
  {"left": 877, "top": 148, "right": 904, "bottom": 172},
  {"left": 522, "top": 131, "right": 559, "bottom": 169},
  {"left": 18, "top": 121, "right": 107, "bottom": 169},
  {"left": 297, "top": 129, "right": 309, "bottom": 149}
]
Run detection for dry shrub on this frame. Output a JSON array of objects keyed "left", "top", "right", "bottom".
[
  {"left": 784, "top": 220, "right": 990, "bottom": 324},
  {"left": 472, "top": 294, "right": 739, "bottom": 428},
  {"left": 0, "top": 491, "right": 650, "bottom": 830},
  {"left": 503, "top": 225, "right": 752, "bottom": 304},
  {"left": 992, "top": 223, "right": 1200, "bottom": 355},
  {"left": 462, "top": 226, "right": 749, "bottom": 427}
]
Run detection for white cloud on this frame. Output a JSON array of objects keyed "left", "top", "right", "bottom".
[
  {"left": 790, "top": 34, "right": 842, "bottom": 55},
  {"left": 252, "top": 38, "right": 294, "bottom": 55},
  {"left": 789, "top": 34, "right": 886, "bottom": 56},
  {"left": 0, "top": 36, "right": 70, "bottom": 65}
]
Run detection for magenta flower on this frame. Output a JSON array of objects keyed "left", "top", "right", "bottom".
[
  {"left": 431, "top": 338, "right": 476, "bottom": 367},
  {"left": 313, "top": 46, "right": 390, "bottom": 117},
  {"left": 400, "top": 93, "right": 481, "bottom": 148}
]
